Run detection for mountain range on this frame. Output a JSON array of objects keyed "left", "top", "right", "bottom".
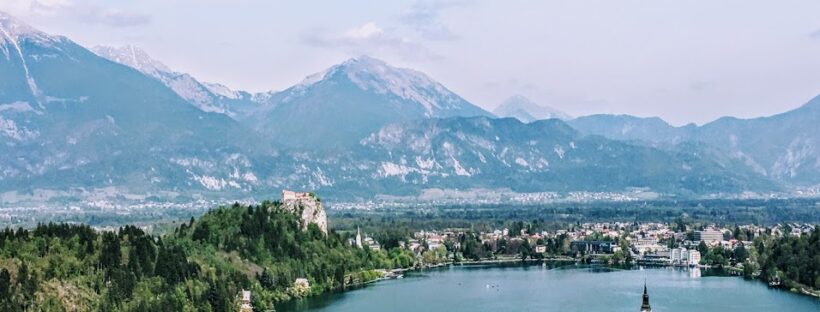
[
  {"left": 0, "top": 11, "right": 817, "bottom": 203},
  {"left": 568, "top": 98, "right": 820, "bottom": 186}
]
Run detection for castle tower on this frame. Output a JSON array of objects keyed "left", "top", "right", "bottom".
[{"left": 640, "top": 282, "right": 652, "bottom": 312}]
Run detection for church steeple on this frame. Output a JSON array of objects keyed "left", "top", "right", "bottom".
[
  {"left": 640, "top": 282, "right": 652, "bottom": 312},
  {"left": 355, "top": 226, "right": 363, "bottom": 248}
]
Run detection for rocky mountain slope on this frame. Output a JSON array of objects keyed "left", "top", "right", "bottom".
[
  {"left": 92, "top": 45, "right": 258, "bottom": 118},
  {"left": 568, "top": 96, "right": 820, "bottom": 186},
  {"left": 247, "top": 56, "right": 493, "bottom": 150},
  {"left": 0, "top": 12, "right": 268, "bottom": 195}
]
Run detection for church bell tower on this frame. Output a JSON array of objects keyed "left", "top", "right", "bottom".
[{"left": 640, "top": 282, "right": 652, "bottom": 312}]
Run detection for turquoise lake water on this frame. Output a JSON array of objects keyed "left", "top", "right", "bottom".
[{"left": 280, "top": 264, "right": 820, "bottom": 311}]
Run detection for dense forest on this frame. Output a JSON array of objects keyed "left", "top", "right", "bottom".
[
  {"left": 748, "top": 227, "right": 820, "bottom": 290},
  {"left": 0, "top": 201, "right": 413, "bottom": 311},
  {"left": 330, "top": 198, "right": 820, "bottom": 232}
]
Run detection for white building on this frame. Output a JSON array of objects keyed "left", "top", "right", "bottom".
[
  {"left": 239, "top": 290, "right": 252, "bottom": 312},
  {"left": 687, "top": 250, "right": 701, "bottom": 266},
  {"left": 671, "top": 247, "right": 688, "bottom": 265},
  {"left": 694, "top": 230, "right": 723, "bottom": 243}
]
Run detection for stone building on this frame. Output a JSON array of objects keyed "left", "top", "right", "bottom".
[{"left": 281, "top": 190, "right": 328, "bottom": 233}]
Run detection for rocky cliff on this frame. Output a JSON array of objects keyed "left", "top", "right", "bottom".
[{"left": 281, "top": 190, "right": 328, "bottom": 233}]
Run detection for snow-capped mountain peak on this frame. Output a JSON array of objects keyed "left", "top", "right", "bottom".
[
  {"left": 203, "top": 82, "right": 241, "bottom": 100},
  {"left": 291, "top": 55, "right": 485, "bottom": 117},
  {"left": 0, "top": 11, "right": 51, "bottom": 41},
  {"left": 93, "top": 45, "right": 254, "bottom": 117},
  {"left": 92, "top": 45, "right": 172, "bottom": 80},
  {"left": 0, "top": 11, "right": 65, "bottom": 59},
  {"left": 249, "top": 55, "right": 491, "bottom": 150}
]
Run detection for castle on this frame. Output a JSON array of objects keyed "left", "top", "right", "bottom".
[
  {"left": 281, "top": 190, "right": 328, "bottom": 233},
  {"left": 282, "top": 190, "right": 312, "bottom": 201}
]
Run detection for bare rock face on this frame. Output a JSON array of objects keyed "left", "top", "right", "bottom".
[{"left": 281, "top": 190, "right": 328, "bottom": 233}]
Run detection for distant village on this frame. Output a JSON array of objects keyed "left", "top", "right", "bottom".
[
  {"left": 381, "top": 221, "right": 816, "bottom": 267},
  {"left": 279, "top": 189, "right": 815, "bottom": 274}
]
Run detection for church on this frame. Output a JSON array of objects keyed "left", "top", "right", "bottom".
[{"left": 640, "top": 283, "right": 652, "bottom": 312}]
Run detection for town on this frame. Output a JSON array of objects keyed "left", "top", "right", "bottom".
[{"left": 355, "top": 221, "right": 816, "bottom": 271}]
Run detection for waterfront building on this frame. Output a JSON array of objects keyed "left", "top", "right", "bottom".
[
  {"left": 632, "top": 237, "right": 663, "bottom": 255},
  {"left": 570, "top": 240, "right": 619, "bottom": 254},
  {"left": 688, "top": 250, "right": 701, "bottom": 266},
  {"left": 671, "top": 247, "right": 691, "bottom": 265},
  {"left": 640, "top": 283, "right": 652, "bottom": 312},
  {"left": 669, "top": 247, "right": 701, "bottom": 266},
  {"left": 640, "top": 252, "right": 670, "bottom": 265},
  {"left": 671, "top": 247, "right": 684, "bottom": 264}
]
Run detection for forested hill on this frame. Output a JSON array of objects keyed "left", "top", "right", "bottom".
[{"left": 0, "top": 201, "right": 413, "bottom": 311}]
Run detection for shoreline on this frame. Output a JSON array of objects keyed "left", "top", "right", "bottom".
[
  {"left": 279, "top": 260, "right": 818, "bottom": 311},
  {"left": 374, "top": 259, "right": 820, "bottom": 299},
  {"left": 285, "top": 257, "right": 818, "bottom": 310}
]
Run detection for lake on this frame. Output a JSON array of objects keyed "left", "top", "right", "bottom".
[{"left": 280, "top": 263, "right": 820, "bottom": 311}]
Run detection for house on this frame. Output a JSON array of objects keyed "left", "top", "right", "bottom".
[
  {"left": 238, "top": 290, "right": 252, "bottom": 312},
  {"left": 295, "top": 278, "right": 310, "bottom": 289}
]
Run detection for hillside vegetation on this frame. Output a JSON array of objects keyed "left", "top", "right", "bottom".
[{"left": 0, "top": 200, "right": 412, "bottom": 311}]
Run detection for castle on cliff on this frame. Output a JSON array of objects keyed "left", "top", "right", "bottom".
[{"left": 281, "top": 190, "right": 328, "bottom": 233}]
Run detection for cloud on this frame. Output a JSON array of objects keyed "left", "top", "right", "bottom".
[
  {"left": 303, "top": 22, "right": 442, "bottom": 61},
  {"left": 400, "top": 0, "right": 473, "bottom": 41},
  {"left": 76, "top": 7, "right": 151, "bottom": 27},
  {"left": 30, "top": 0, "right": 70, "bottom": 14},
  {"left": 0, "top": 0, "right": 69, "bottom": 16},
  {"left": 811, "top": 28, "right": 820, "bottom": 40},
  {"left": 299, "top": 1, "right": 473, "bottom": 60},
  {"left": 0, "top": 0, "right": 150, "bottom": 27},
  {"left": 343, "top": 22, "right": 384, "bottom": 40}
]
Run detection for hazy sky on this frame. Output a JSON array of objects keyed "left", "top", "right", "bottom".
[{"left": 3, "top": 0, "right": 820, "bottom": 125}]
